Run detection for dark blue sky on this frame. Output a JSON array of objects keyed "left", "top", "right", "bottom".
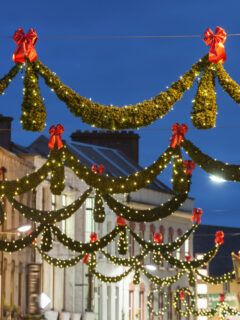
[{"left": 1, "top": 0, "right": 240, "bottom": 227}]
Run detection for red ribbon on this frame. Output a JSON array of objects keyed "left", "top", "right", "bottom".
[
  {"left": 117, "top": 216, "right": 126, "bottom": 226},
  {"left": 191, "top": 208, "right": 203, "bottom": 224},
  {"left": 183, "top": 160, "right": 196, "bottom": 176},
  {"left": 185, "top": 255, "right": 192, "bottom": 262},
  {"left": 219, "top": 294, "right": 225, "bottom": 303},
  {"left": 153, "top": 233, "right": 163, "bottom": 244},
  {"left": 215, "top": 231, "right": 224, "bottom": 245},
  {"left": 179, "top": 290, "right": 185, "bottom": 300},
  {"left": 83, "top": 233, "right": 98, "bottom": 264},
  {"left": 48, "top": 124, "right": 64, "bottom": 150},
  {"left": 91, "top": 164, "right": 105, "bottom": 175},
  {"left": 203, "top": 27, "right": 227, "bottom": 64},
  {"left": 12, "top": 28, "right": 38, "bottom": 64},
  {"left": 170, "top": 123, "right": 188, "bottom": 148}
]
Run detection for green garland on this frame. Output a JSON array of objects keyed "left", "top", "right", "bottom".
[
  {"left": 141, "top": 267, "right": 184, "bottom": 286},
  {"left": 40, "top": 226, "right": 53, "bottom": 252},
  {"left": 8, "top": 188, "right": 92, "bottom": 224},
  {"left": 21, "top": 60, "right": 46, "bottom": 131},
  {"left": 0, "top": 201, "right": 6, "bottom": 225},
  {"left": 133, "top": 268, "right": 141, "bottom": 285},
  {"left": 128, "top": 224, "right": 197, "bottom": 252},
  {"left": 36, "top": 246, "right": 84, "bottom": 268},
  {"left": 182, "top": 138, "right": 240, "bottom": 181},
  {"left": 0, "top": 225, "right": 44, "bottom": 252},
  {"left": 49, "top": 148, "right": 65, "bottom": 195},
  {"left": 88, "top": 265, "right": 134, "bottom": 283},
  {"left": 0, "top": 63, "right": 21, "bottom": 95},
  {"left": 147, "top": 287, "right": 168, "bottom": 316},
  {"left": 101, "top": 249, "right": 148, "bottom": 267},
  {"left": 195, "top": 269, "right": 235, "bottom": 284},
  {"left": 101, "top": 180, "right": 191, "bottom": 222},
  {"left": 172, "top": 147, "right": 189, "bottom": 194},
  {"left": 33, "top": 56, "right": 208, "bottom": 130},
  {"left": 64, "top": 145, "right": 173, "bottom": 194},
  {"left": 0, "top": 160, "right": 51, "bottom": 197},
  {"left": 161, "top": 244, "right": 219, "bottom": 270},
  {"left": 191, "top": 64, "right": 217, "bottom": 129},
  {"left": 52, "top": 225, "right": 121, "bottom": 253},
  {"left": 215, "top": 62, "right": 240, "bottom": 104},
  {"left": 117, "top": 226, "right": 128, "bottom": 255},
  {"left": 93, "top": 191, "right": 105, "bottom": 223}
]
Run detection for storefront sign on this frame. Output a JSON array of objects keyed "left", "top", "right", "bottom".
[{"left": 26, "top": 264, "right": 41, "bottom": 315}]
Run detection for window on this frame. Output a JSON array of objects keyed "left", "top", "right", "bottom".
[
  {"left": 176, "top": 229, "right": 183, "bottom": 260},
  {"left": 107, "top": 221, "right": 112, "bottom": 254},
  {"left": 129, "top": 222, "right": 135, "bottom": 257},
  {"left": 85, "top": 197, "right": 95, "bottom": 241},
  {"left": 107, "top": 286, "right": 111, "bottom": 320},
  {"left": 98, "top": 285, "right": 102, "bottom": 320},
  {"left": 129, "top": 290, "right": 134, "bottom": 320},
  {"left": 42, "top": 187, "right": 48, "bottom": 210},
  {"left": 159, "top": 226, "right": 165, "bottom": 268},
  {"left": 185, "top": 238, "right": 190, "bottom": 256},
  {"left": 168, "top": 287, "right": 173, "bottom": 320},
  {"left": 139, "top": 286, "right": 144, "bottom": 320},
  {"left": 51, "top": 194, "right": 57, "bottom": 211},
  {"left": 158, "top": 291, "right": 164, "bottom": 320},
  {"left": 115, "top": 287, "right": 119, "bottom": 320},
  {"left": 149, "top": 224, "right": 155, "bottom": 264}
]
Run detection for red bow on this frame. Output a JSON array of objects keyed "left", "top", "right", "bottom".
[
  {"left": 12, "top": 28, "right": 38, "bottom": 64},
  {"left": 191, "top": 208, "right": 203, "bottom": 224},
  {"left": 117, "top": 216, "right": 126, "bottom": 226},
  {"left": 27, "top": 231, "right": 38, "bottom": 244},
  {"left": 91, "top": 164, "right": 105, "bottom": 175},
  {"left": 215, "top": 231, "right": 224, "bottom": 245},
  {"left": 203, "top": 27, "right": 227, "bottom": 64},
  {"left": 183, "top": 160, "right": 196, "bottom": 176},
  {"left": 179, "top": 290, "right": 185, "bottom": 300},
  {"left": 170, "top": 123, "right": 188, "bottom": 148},
  {"left": 83, "top": 233, "right": 98, "bottom": 264},
  {"left": 185, "top": 255, "right": 192, "bottom": 262},
  {"left": 48, "top": 124, "right": 64, "bottom": 150},
  {"left": 153, "top": 233, "right": 163, "bottom": 244},
  {"left": 219, "top": 294, "right": 225, "bottom": 303}
]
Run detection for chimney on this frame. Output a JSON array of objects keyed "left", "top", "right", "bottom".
[
  {"left": 71, "top": 130, "right": 140, "bottom": 164},
  {"left": 0, "top": 114, "right": 13, "bottom": 151}
]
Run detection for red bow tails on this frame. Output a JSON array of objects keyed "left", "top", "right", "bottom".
[
  {"left": 83, "top": 233, "right": 98, "bottom": 264},
  {"left": 91, "top": 164, "right": 105, "bottom": 175},
  {"left": 203, "top": 27, "right": 227, "bottom": 64},
  {"left": 48, "top": 124, "right": 64, "bottom": 150},
  {"left": 170, "top": 123, "right": 188, "bottom": 148},
  {"left": 183, "top": 160, "right": 196, "bottom": 176},
  {"left": 191, "top": 208, "right": 203, "bottom": 224},
  {"left": 13, "top": 28, "right": 38, "bottom": 64},
  {"left": 215, "top": 230, "right": 224, "bottom": 245}
]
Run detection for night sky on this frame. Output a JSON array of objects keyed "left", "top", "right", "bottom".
[{"left": 1, "top": 1, "right": 240, "bottom": 227}]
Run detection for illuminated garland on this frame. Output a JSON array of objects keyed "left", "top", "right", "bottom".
[
  {"left": 117, "top": 226, "right": 128, "bottom": 255},
  {"left": 49, "top": 147, "right": 65, "bottom": 195},
  {"left": 191, "top": 64, "right": 217, "bottom": 129},
  {"left": 93, "top": 191, "right": 105, "bottom": 223},
  {"left": 141, "top": 267, "right": 185, "bottom": 286},
  {"left": 182, "top": 138, "right": 240, "bottom": 181},
  {"left": 195, "top": 269, "right": 235, "bottom": 284},
  {"left": 21, "top": 60, "right": 46, "bottom": 132},
  {"left": 215, "top": 62, "right": 240, "bottom": 104},
  {"left": 101, "top": 179, "right": 191, "bottom": 222},
  {"left": 101, "top": 249, "right": 148, "bottom": 267},
  {"left": 8, "top": 188, "right": 92, "bottom": 223},
  {"left": 32, "top": 56, "right": 208, "bottom": 130},
  {"left": 88, "top": 265, "right": 134, "bottom": 283},
  {"left": 40, "top": 226, "right": 53, "bottom": 252},
  {"left": 174, "top": 287, "right": 239, "bottom": 319},
  {"left": 172, "top": 147, "right": 189, "bottom": 194},
  {"left": 36, "top": 246, "right": 84, "bottom": 268},
  {"left": 52, "top": 225, "right": 121, "bottom": 253},
  {"left": 0, "top": 63, "right": 21, "bottom": 95},
  {"left": 0, "top": 225, "right": 44, "bottom": 252},
  {"left": 128, "top": 224, "right": 197, "bottom": 252},
  {"left": 0, "top": 160, "right": 51, "bottom": 197},
  {"left": 162, "top": 244, "right": 219, "bottom": 270},
  {"left": 147, "top": 287, "right": 168, "bottom": 316}
]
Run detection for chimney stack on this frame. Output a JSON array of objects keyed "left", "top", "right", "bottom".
[
  {"left": 0, "top": 114, "right": 13, "bottom": 151},
  {"left": 71, "top": 130, "right": 140, "bottom": 164}
]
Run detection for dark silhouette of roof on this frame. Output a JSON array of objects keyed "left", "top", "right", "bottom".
[{"left": 193, "top": 224, "right": 240, "bottom": 276}]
